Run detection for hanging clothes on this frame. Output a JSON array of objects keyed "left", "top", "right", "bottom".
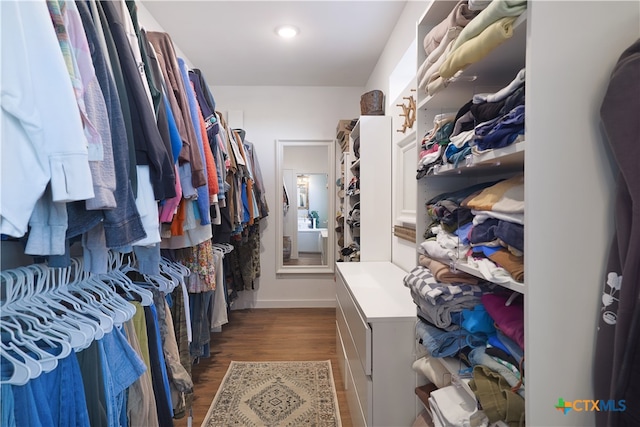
[
  {"left": 12, "top": 352, "right": 91, "bottom": 427},
  {"left": 211, "top": 247, "right": 230, "bottom": 329},
  {"left": 73, "top": 0, "right": 146, "bottom": 256},
  {"left": 594, "top": 38, "right": 640, "bottom": 427},
  {"left": 124, "top": 306, "right": 159, "bottom": 427},
  {"left": 101, "top": 1, "right": 176, "bottom": 202},
  {"left": 146, "top": 31, "right": 206, "bottom": 190},
  {"left": 0, "top": 1, "right": 94, "bottom": 241},
  {"left": 143, "top": 303, "right": 175, "bottom": 426}
]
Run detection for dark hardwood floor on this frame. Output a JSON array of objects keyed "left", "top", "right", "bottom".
[
  {"left": 283, "top": 251, "right": 323, "bottom": 266},
  {"left": 174, "top": 307, "right": 352, "bottom": 427}
]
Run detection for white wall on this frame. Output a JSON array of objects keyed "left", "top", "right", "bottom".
[
  {"left": 137, "top": 0, "right": 430, "bottom": 303},
  {"left": 211, "top": 85, "right": 362, "bottom": 308},
  {"left": 366, "top": 0, "right": 430, "bottom": 272},
  {"left": 526, "top": 2, "right": 639, "bottom": 426},
  {"left": 136, "top": 2, "right": 363, "bottom": 308},
  {"left": 136, "top": 2, "right": 194, "bottom": 67},
  {"left": 366, "top": 1, "right": 430, "bottom": 99}
]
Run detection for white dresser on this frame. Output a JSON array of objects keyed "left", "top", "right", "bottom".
[{"left": 335, "top": 262, "right": 419, "bottom": 427}]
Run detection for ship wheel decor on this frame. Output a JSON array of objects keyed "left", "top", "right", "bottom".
[{"left": 396, "top": 90, "right": 416, "bottom": 133}]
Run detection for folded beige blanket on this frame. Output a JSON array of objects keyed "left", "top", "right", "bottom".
[
  {"left": 418, "top": 27, "right": 461, "bottom": 88},
  {"left": 462, "top": 174, "right": 524, "bottom": 214},
  {"left": 440, "top": 16, "right": 516, "bottom": 80},
  {"left": 423, "top": 0, "right": 477, "bottom": 57},
  {"left": 412, "top": 356, "right": 453, "bottom": 389},
  {"left": 450, "top": 0, "right": 527, "bottom": 53}
]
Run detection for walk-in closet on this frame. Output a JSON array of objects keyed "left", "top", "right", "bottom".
[{"left": 1, "top": 1, "right": 639, "bottom": 426}]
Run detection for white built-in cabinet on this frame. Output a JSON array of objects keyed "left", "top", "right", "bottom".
[
  {"left": 415, "top": 2, "right": 527, "bottom": 294},
  {"left": 413, "top": 0, "right": 527, "bottom": 422},
  {"left": 410, "top": 1, "right": 640, "bottom": 427},
  {"left": 334, "top": 116, "right": 420, "bottom": 426},
  {"left": 338, "top": 116, "right": 392, "bottom": 261},
  {"left": 334, "top": 2, "right": 638, "bottom": 425},
  {"left": 335, "top": 262, "right": 419, "bottom": 427}
]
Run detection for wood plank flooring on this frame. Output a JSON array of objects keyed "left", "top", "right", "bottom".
[
  {"left": 174, "top": 307, "right": 352, "bottom": 427},
  {"left": 283, "top": 251, "right": 323, "bottom": 266}
]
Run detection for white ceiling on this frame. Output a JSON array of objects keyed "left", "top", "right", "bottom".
[{"left": 141, "top": 1, "right": 407, "bottom": 87}]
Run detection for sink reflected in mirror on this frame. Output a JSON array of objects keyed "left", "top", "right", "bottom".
[{"left": 276, "top": 140, "right": 335, "bottom": 274}]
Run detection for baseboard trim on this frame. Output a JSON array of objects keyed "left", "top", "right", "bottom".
[{"left": 251, "top": 299, "right": 337, "bottom": 309}]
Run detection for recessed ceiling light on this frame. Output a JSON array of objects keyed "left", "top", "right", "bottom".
[{"left": 276, "top": 25, "right": 299, "bottom": 39}]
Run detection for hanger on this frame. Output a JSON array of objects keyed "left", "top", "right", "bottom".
[
  {"left": 17, "top": 265, "right": 73, "bottom": 365},
  {"left": 48, "top": 260, "right": 112, "bottom": 341},
  {"left": 0, "top": 327, "right": 46, "bottom": 379},
  {"left": 0, "top": 346, "right": 33, "bottom": 386},
  {"left": 213, "top": 243, "right": 234, "bottom": 254},
  {"left": 107, "top": 251, "right": 154, "bottom": 306},
  {"left": 72, "top": 258, "right": 135, "bottom": 333},
  {"left": 0, "top": 268, "right": 67, "bottom": 375},
  {"left": 19, "top": 264, "right": 98, "bottom": 350},
  {"left": 160, "top": 260, "right": 185, "bottom": 290},
  {"left": 138, "top": 273, "right": 168, "bottom": 294},
  {"left": 505, "top": 291, "right": 521, "bottom": 306},
  {"left": 157, "top": 258, "right": 190, "bottom": 298},
  {"left": 162, "top": 256, "right": 191, "bottom": 278},
  {"left": 76, "top": 273, "right": 131, "bottom": 328},
  {"left": 1, "top": 268, "right": 93, "bottom": 351}
]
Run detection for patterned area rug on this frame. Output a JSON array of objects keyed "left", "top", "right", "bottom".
[{"left": 201, "top": 360, "right": 342, "bottom": 427}]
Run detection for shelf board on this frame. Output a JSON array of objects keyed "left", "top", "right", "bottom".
[
  {"left": 453, "top": 260, "right": 525, "bottom": 294},
  {"left": 430, "top": 140, "right": 525, "bottom": 177},
  {"left": 350, "top": 119, "right": 360, "bottom": 140},
  {"left": 418, "top": 0, "right": 456, "bottom": 29},
  {"left": 437, "top": 357, "right": 477, "bottom": 402},
  {"left": 349, "top": 158, "right": 361, "bottom": 172},
  {"left": 417, "top": 14, "right": 527, "bottom": 112}
]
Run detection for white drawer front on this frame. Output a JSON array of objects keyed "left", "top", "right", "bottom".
[
  {"left": 336, "top": 272, "right": 372, "bottom": 375},
  {"left": 344, "top": 355, "right": 370, "bottom": 427},
  {"left": 337, "top": 300, "right": 371, "bottom": 419},
  {"left": 335, "top": 320, "right": 347, "bottom": 387}
]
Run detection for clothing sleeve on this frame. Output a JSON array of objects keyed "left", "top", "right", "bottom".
[
  {"left": 64, "top": 1, "right": 117, "bottom": 210},
  {"left": 102, "top": 1, "right": 176, "bottom": 202},
  {"left": 0, "top": 1, "right": 93, "bottom": 238}
]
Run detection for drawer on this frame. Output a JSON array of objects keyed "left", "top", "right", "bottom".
[
  {"left": 335, "top": 320, "right": 347, "bottom": 387},
  {"left": 344, "top": 355, "right": 369, "bottom": 427},
  {"left": 336, "top": 272, "right": 372, "bottom": 375},
  {"left": 337, "top": 300, "right": 370, "bottom": 418}
]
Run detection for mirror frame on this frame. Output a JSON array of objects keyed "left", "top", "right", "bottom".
[
  {"left": 395, "top": 134, "right": 417, "bottom": 226},
  {"left": 276, "top": 139, "right": 335, "bottom": 274}
]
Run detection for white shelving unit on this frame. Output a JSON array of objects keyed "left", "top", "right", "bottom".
[
  {"left": 453, "top": 261, "right": 525, "bottom": 294},
  {"left": 412, "top": 2, "right": 640, "bottom": 427},
  {"left": 334, "top": 116, "right": 417, "bottom": 427},
  {"left": 338, "top": 116, "right": 392, "bottom": 262},
  {"left": 335, "top": 262, "right": 419, "bottom": 427},
  {"left": 416, "top": 13, "right": 527, "bottom": 111},
  {"left": 431, "top": 140, "right": 525, "bottom": 177},
  {"left": 357, "top": 116, "right": 392, "bottom": 261},
  {"left": 341, "top": 150, "right": 356, "bottom": 256},
  {"left": 413, "top": 0, "right": 528, "bottom": 421}
]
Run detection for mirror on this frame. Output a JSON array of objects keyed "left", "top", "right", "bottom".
[
  {"left": 276, "top": 139, "right": 335, "bottom": 274},
  {"left": 297, "top": 175, "right": 309, "bottom": 209},
  {"left": 395, "top": 135, "right": 417, "bottom": 225}
]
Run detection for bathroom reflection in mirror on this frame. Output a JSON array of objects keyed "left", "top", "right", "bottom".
[
  {"left": 276, "top": 139, "right": 335, "bottom": 274},
  {"left": 297, "top": 175, "right": 309, "bottom": 209}
]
